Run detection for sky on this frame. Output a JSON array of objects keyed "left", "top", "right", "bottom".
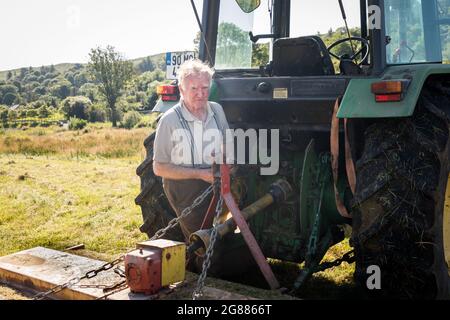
[{"left": 0, "top": 0, "right": 360, "bottom": 71}]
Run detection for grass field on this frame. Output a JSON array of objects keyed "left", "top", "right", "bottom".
[
  {"left": 0, "top": 124, "right": 358, "bottom": 299},
  {"left": 0, "top": 125, "right": 151, "bottom": 259}
]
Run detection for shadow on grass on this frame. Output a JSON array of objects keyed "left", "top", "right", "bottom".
[{"left": 220, "top": 260, "right": 369, "bottom": 300}]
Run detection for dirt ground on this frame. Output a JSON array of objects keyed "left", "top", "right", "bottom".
[
  {"left": 0, "top": 284, "right": 32, "bottom": 300},
  {"left": 0, "top": 271, "right": 295, "bottom": 301}
]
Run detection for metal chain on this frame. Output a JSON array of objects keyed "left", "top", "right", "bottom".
[
  {"left": 192, "top": 196, "right": 223, "bottom": 300},
  {"left": 33, "top": 256, "right": 125, "bottom": 300},
  {"left": 95, "top": 281, "right": 130, "bottom": 300},
  {"left": 32, "top": 185, "right": 214, "bottom": 300},
  {"left": 314, "top": 250, "right": 355, "bottom": 273},
  {"left": 150, "top": 185, "right": 214, "bottom": 241},
  {"left": 75, "top": 279, "right": 127, "bottom": 291}
]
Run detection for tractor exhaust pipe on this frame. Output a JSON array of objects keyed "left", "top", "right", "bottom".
[{"left": 188, "top": 179, "right": 292, "bottom": 257}]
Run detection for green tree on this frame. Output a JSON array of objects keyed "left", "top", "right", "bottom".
[
  {"left": 156, "top": 55, "right": 167, "bottom": 71},
  {"left": 74, "top": 72, "right": 88, "bottom": 87},
  {"left": 50, "top": 80, "right": 72, "bottom": 99},
  {"left": 122, "top": 110, "right": 142, "bottom": 129},
  {"left": 8, "top": 109, "right": 18, "bottom": 122},
  {"left": 138, "top": 57, "right": 155, "bottom": 73},
  {"left": 26, "top": 109, "right": 38, "bottom": 118},
  {"left": 79, "top": 83, "right": 99, "bottom": 102},
  {"left": 33, "top": 86, "right": 46, "bottom": 96},
  {"left": 38, "top": 105, "right": 50, "bottom": 118},
  {"left": 65, "top": 71, "right": 75, "bottom": 85},
  {"left": 51, "top": 98, "right": 58, "bottom": 108},
  {"left": 0, "top": 84, "right": 18, "bottom": 96},
  {"left": 19, "top": 68, "right": 27, "bottom": 79},
  {"left": 251, "top": 42, "right": 269, "bottom": 67},
  {"left": 0, "top": 108, "right": 8, "bottom": 127},
  {"left": 88, "top": 46, "right": 134, "bottom": 127},
  {"left": 2, "top": 92, "right": 17, "bottom": 106},
  {"left": 13, "top": 81, "right": 21, "bottom": 93},
  {"left": 88, "top": 103, "right": 107, "bottom": 122},
  {"left": 19, "top": 109, "right": 27, "bottom": 118},
  {"left": 60, "top": 96, "right": 92, "bottom": 120},
  {"left": 216, "top": 22, "right": 252, "bottom": 68}
]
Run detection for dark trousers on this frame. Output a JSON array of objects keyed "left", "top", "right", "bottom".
[{"left": 162, "top": 178, "right": 257, "bottom": 278}]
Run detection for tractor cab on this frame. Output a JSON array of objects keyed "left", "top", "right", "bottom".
[
  {"left": 201, "top": 0, "right": 447, "bottom": 77},
  {"left": 190, "top": 0, "right": 450, "bottom": 130},
  {"left": 208, "top": 0, "right": 368, "bottom": 77}
]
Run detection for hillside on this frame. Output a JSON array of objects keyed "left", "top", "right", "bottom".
[
  {"left": 0, "top": 51, "right": 169, "bottom": 126},
  {"left": 0, "top": 53, "right": 166, "bottom": 81}
]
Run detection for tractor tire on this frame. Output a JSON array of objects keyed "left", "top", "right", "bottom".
[
  {"left": 135, "top": 131, "right": 184, "bottom": 242},
  {"left": 352, "top": 91, "right": 450, "bottom": 299}
]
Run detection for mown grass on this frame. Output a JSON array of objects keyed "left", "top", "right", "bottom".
[
  {"left": 271, "top": 239, "right": 364, "bottom": 299},
  {"left": 0, "top": 125, "right": 153, "bottom": 261},
  {"left": 0, "top": 154, "right": 149, "bottom": 260}
]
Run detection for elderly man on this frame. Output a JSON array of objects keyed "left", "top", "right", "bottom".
[
  {"left": 153, "top": 59, "right": 255, "bottom": 277},
  {"left": 153, "top": 59, "right": 228, "bottom": 239}
]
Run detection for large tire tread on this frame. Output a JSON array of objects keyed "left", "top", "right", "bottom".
[
  {"left": 136, "top": 132, "right": 184, "bottom": 241},
  {"left": 352, "top": 89, "right": 450, "bottom": 299}
]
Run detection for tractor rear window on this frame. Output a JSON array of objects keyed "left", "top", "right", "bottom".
[{"left": 385, "top": 0, "right": 450, "bottom": 64}]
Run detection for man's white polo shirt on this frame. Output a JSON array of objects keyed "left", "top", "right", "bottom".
[{"left": 153, "top": 100, "right": 230, "bottom": 168}]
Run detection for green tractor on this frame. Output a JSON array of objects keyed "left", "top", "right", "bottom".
[{"left": 136, "top": 0, "right": 450, "bottom": 299}]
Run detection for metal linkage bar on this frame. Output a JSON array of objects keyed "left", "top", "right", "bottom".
[{"left": 220, "top": 165, "right": 280, "bottom": 290}]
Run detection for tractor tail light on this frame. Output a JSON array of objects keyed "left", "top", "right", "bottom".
[
  {"left": 371, "top": 80, "right": 411, "bottom": 103},
  {"left": 374, "top": 93, "right": 402, "bottom": 102},
  {"left": 161, "top": 95, "right": 179, "bottom": 101},
  {"left": 157, "top": 85, "right": 180, "bottom": 102},
  {"left": 157, "top": 85, "right": 178, "bottom": 95}
]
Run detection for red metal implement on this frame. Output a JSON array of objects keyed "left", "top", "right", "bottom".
[{"left": 220, "top": 165, "right": 280, "bottom": 290}]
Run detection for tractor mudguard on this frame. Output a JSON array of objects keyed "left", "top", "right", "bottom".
[
  {"left": 337, "top": 64, "right": 450, "bottom": 119},
  {"left": 152, "top": 99, "right": 178, "bottom": 113}
]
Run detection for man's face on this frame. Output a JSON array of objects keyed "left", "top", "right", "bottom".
[{"left": 179, "top": 73, "right": 210, "bottom": 113}]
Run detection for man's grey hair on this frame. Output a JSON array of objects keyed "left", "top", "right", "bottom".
[{"left": 177, "top": 59, "right": 214, "bottom": 89}]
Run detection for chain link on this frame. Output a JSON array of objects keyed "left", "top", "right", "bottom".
[
  {"left": 74, "top": 279, "right": 127, "bottom": 292},
  {"left": 95, "top": 281, "right": 130, "bottom": 300},
  {"left": 32, "top": 185, "right": 214, "bottom": 300},
  {"left": 192, "top": 196, "right": 223, "bottom": 300},
  {"left": 33, "top": 282, "right": 72, "bottom": 300}
]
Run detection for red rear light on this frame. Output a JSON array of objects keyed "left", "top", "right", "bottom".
[
  {"left": 161, "top": 95, "right": 179, "bottom": 101},
  {"left": 157, "top": 85, "right": 178, "bottom": 95},
  {"left": 375, "top": 93, "right": 402, "bottom": 102},
  {"left": 157, "top": 84, "right": 179, "bottom": 102},
  {"left": 371, "top": 79, "right": 410, "bottom": 103}
]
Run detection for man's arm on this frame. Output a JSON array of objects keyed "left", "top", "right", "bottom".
[
  {"left": 152, "top": 111, "right": 213, "bottom": 183},
  {"left": 153, "top": 161, "right": 213, "bottom": 184}
]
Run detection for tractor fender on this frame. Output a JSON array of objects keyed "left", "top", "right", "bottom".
[{"left": 337, "top": 64, "right": 450, "bottom": 119}]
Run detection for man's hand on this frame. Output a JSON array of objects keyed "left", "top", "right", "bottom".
[
  {"left": 199, "top": 169, "right": 214, "bottom": 184},
  {"left": 154, "top": 162, "right": 214, "bottom": 184}
]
